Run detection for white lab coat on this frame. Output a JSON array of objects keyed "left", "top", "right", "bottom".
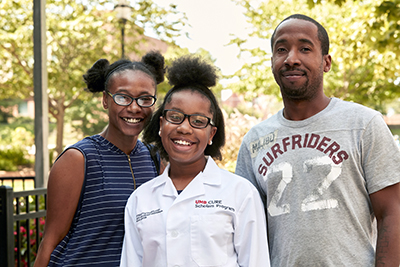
[{"left": 120, "top": 157, "right": 270, "bottom": 267}]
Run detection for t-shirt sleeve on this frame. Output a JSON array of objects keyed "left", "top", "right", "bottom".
[
  {"left": 235, "top": 135, "right": 267, "bottom": 207},
  {"left": 362, "top": 114, "right": 400, "bottom": 194}
]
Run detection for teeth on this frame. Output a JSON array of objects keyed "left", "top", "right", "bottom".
[
  {"left": 174, "top": 140, "right": 191, "bottom": 146},
  {"left": 123, "top": 118, "right": 141, "bottom": 123}
]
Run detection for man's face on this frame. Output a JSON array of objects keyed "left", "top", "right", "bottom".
[{"left": 271, "top": 19, "right": 331, "bottom": 101}]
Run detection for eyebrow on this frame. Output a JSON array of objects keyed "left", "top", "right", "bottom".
[
  {"left": 274, "top": 38, "right": 315, "bottom": 48},
  {"left": 299, "top": 38, "right": 315, "bottom": 46},
  {"left": 169, "top": 107, "right": 209, "bottom": 117},
  {"left": 274, "top": 39, "right": 287, "bottom": 46},
  {"left": 115, "top": 89, "right": 154, "bottom": 95}
]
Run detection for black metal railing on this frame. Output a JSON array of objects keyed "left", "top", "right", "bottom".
[{"left": 0, "top": 185, "right": 47, "bottom": 267}]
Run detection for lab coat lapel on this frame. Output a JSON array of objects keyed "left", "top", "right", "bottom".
[
  {"left": 177, "top": 173, "right": 206, "bottom": 202},
  {"left": 172, "top": 157, "right": 222, "bottom": 205},
  {"left": 152, "top": 165, "right": 178, "bottom": 198},
  {"left": 201, "top": 157, "right": 222, "bottom": 187}
]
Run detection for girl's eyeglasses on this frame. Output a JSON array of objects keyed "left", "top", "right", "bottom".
[{"left": 163, "top": 109, "right": 215, "bottom": 129}]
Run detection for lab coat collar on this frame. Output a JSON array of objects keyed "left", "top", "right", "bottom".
[
  {"left": 201, "top": 156, "right": 222, "bottom": 186},
  {"left": 151, "top": 157, "right": 222, "bottom": 198}
]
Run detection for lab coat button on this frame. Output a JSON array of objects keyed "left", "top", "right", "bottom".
[{"left": 171, "top": 230, "right": 179, "bottom": 237}]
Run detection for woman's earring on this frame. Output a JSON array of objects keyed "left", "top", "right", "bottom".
[
  {"left": 158, "top": 130, "right": 161, "bottom": 136},
  {"left": 209, "top": 140, "right": 213, "bottom": 145}
]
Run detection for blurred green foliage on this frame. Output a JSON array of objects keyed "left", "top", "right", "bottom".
[
  {"left": 0, "top": 147, "right": 30, "bottom": 171},
  {"left": 0, "top": 118, "right": 38, "bottom": 171},
  {"left": 229, "top": 0, "right": 400, "bottom": 113},
  {"left": 0, "top": 0, "right": 187, "bottom": 155}
]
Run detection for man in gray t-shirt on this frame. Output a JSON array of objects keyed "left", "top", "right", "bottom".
[{"left": 236, "top": 14, "right": 400, "bottom": 266}]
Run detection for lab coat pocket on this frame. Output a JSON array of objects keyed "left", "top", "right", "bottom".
[{"left": 190, "top": 214, "right": 233, "bottom": 266}]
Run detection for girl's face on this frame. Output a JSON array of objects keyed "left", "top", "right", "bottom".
[
  {"left": 103, "top": 70, "right": 156, "bottom": 141},
  {"left": 160, "top": 90, "right": 217, "bottom": 167}
]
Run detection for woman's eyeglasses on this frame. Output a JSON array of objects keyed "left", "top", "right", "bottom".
[
  {"left": 107, "top": 91, "right": 156, "bottom": 107},
  {"left": 163, "top": 109, "right": 215, "bottom": 129}
]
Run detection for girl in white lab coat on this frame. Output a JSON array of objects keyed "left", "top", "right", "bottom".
[{"left": 120, "top": 55, "right": 270, "bottom": 267}]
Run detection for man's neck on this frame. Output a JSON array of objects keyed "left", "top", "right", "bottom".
[{"left": 282, "top": 95, "right": 331, "bottom": 121}]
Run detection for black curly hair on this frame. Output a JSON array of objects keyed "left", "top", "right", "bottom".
[
  {"left": 82, "top": 50, "right": 165, "bottom": 93},
  {"left": 143, "top": 54, "right": 225, "bottom": 161}
]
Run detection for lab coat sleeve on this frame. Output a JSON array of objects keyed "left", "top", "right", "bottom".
[
  {"left": 120, "top": 195, "right": 143, "bottom": 267},
  {"left": 234, "top": 186, "right": 271, "bottom": 267}
]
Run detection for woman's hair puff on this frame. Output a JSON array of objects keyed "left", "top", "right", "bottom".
[{"left": 83, "top": 50, "right": 165, "bottom": 93}]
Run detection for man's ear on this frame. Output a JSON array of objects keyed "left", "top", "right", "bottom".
[
  {"left": 323, "top": 54, "right": 332, "bottom": 73},
  {"left": 271, "top": 56, "right": 274, "bottom": 70}
]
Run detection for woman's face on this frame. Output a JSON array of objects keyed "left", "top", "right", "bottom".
[
  {"left": 160, "top": 90, "right": 217, "bottom": 167},
  {"left": 103, "top": 70, "right": 156, "bottom": 141}
]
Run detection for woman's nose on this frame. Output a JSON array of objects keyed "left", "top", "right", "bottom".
[{"left": 126, "top": 100, "right": 141, "bottom": 112}]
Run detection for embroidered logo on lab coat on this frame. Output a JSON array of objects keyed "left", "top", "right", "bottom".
[
  {"left": 195, "top": 200, "right": 235, "bottom": 212},
  {"left": 136, "top": 208, "right": 163, "bottom": 222}
]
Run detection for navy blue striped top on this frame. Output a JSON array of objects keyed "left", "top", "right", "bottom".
[{"left": 48, "top": 135, "right": 158, "bottom": 266}]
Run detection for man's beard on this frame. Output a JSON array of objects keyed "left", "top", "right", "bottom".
[{"left": 279, "top": 66, "right": 324, "bottom": 101}]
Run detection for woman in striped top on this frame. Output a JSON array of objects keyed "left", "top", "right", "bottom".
[{"left": 34, "top": 51, "right": 165, "bottom": 267}]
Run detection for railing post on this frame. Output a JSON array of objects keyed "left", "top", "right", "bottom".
[{"left": 0, "top": 186, "right": 15, "bottom": 267}]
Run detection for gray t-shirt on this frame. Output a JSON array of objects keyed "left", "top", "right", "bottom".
[{"left": 236, "top": 97, "right": 400, "bottom": 266}]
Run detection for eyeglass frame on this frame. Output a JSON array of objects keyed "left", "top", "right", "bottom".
[
  {"left": 106, "top": 91, "right": 157, "bottom": 107},
  {"left": 162, "top": 109, "right": 215, "bottom": 129}
]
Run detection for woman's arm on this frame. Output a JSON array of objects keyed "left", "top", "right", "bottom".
[{"left": 33, "top": 149, "right": 85, "bottom": 267}]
